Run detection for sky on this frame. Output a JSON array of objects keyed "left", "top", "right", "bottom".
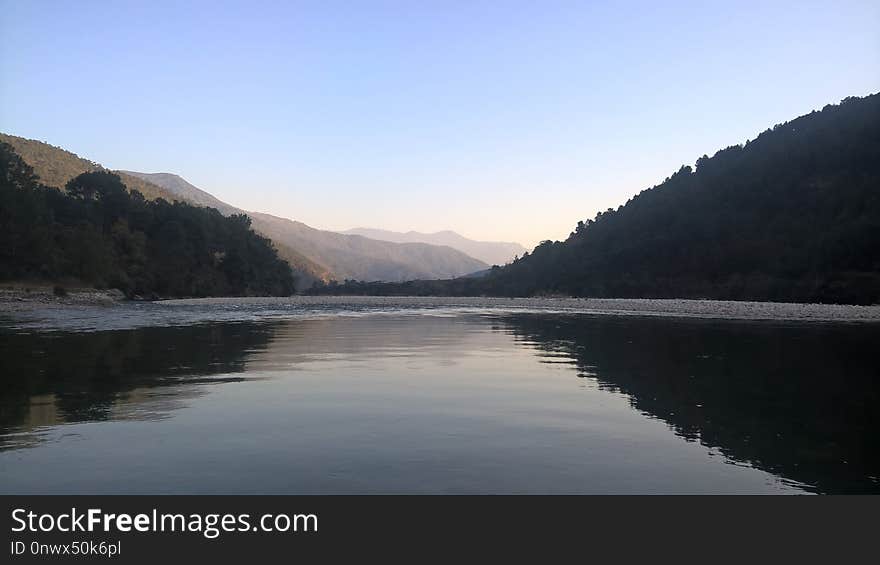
[{"left": 1, "top": 1, "right": 878, "bottom": 248}]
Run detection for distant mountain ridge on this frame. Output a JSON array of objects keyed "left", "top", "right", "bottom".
[
  {"left": 249, "top": 212, "right": 487, "bottom": 281},
  {"left": 341, "top": 227, "right": 527, "bottom": 266}
]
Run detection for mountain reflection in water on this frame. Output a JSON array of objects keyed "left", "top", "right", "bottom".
[
  {"left": 1, "top": 312, "right": 877, "bottom": 494},
  {"left": 0, "top": 324, "right": 276, "bottom": 450},
  {"left": 501, "top": 315, "right": 880, "bottom": 494}
]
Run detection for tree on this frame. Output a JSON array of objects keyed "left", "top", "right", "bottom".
[{"left": 0, "top": 145, "right": 296, "bottom": 298}]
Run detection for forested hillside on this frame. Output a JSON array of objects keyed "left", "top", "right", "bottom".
[
  {"left": 0, "top": 143, "right": 294, "bottom": 297},
  {"left": 119, "top": 170, "right": 329, "bottom": 287},
  {"left": 0, "top": 134, "right": 333, "bottom": 288},
  {"left": 0, "top": 133, "right": 180, "bottom": 202},
  {"left": 313, "top": 94, "right": 880, "bottom": 304}
]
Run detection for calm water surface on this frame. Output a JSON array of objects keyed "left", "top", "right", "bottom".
[{"left": 1, "top": 298, "right": 878, "bottom": 494}]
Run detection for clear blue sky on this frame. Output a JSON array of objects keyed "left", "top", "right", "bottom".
[{"left": 2, "top": 1, "right": 878, "bottom": 248}]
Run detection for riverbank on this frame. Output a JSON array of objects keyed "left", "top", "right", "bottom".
[
  {"left": 163, "top": 295, "right": 880, "bottom": 323},
  {"left": 3, "top": 295, "right": 880, "bottom": 334},
  {"left": 0, "top": 284, "right": 127, "bottom": 312}
]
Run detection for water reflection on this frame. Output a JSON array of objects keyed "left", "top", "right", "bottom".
[
  {"left": 0, "top": 323, "right": 276, "bottom": 450},
  {"left": 499, "top": 314, "right": 880, "bottom": 494},
  {"left": 1, "top": 312, "right": 878, "bottom": 493}
]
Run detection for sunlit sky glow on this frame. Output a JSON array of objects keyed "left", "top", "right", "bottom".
[{"left": 2, "top": 0, "right": 878, "bottom": 248}]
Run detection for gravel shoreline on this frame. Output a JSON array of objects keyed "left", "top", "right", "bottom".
[
  {"left": 162, "top": 295, "right": 880, "bottom": 323},
  {"left": 0, "top": 287, "right": 127, "bottom": 311},
  {"left": 4, "top": 293, "right": 880, "bottom": 331}
]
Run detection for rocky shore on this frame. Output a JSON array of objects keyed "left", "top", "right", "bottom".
[{"left": 0, "top": 285, "right": 127, "bottom": 312}]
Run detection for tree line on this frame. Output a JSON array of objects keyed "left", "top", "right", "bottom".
[{"left": 0, "top": 142, "right": 294, "bottom": 297}]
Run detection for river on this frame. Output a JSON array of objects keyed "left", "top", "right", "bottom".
[{"left": 1, "top": 297, "right": 878, "bottom": 493}]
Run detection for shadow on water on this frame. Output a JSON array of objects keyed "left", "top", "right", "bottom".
[
  {"left": 0, "top": 322, "right": 277, "bottom": 450},
  {"left": 498, "top": 314, "right": 880, "bottom": 494}
]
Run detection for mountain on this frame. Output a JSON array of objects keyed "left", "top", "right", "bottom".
[
  {"left": 491, "top": 94, "right": 880, "bottom": 304},
  {"left": 119, "top": 171, "right": 237, "bottom": 214},
  {"left": 250, "top": 212, "right": 488, "bottom": 282},
  {"left": 312, "top": 93, "right": 880, "bottom": 304},
  {"left": 340, "top": 227, "right": 527, "bottom": 266},
  {"left": 116, "top": 174, "right": 488, "bottom": 283},
  {"left": 1, "top": 135, "right": 489, "bottom": 287},
  {"left": 0, "top": 146, "right": 295, "bottom": 297},
  {"left": 117, "top": 172, "right": 328, "bottom": 288},
  {"left": 0, "top": 133, "right": 181, "bottom": 203},
  {"left": 0, "top": 134, "right": 325, "bottom": 289}
]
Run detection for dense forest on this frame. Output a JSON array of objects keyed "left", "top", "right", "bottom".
[
  {"left": 312, "top": 94, "right": 880, "bottom": 304},
  {"left": 0, "top": 143, "right": 295, "bottom": 297}
]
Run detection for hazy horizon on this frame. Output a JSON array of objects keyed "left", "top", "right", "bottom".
[{"left": 2, "top": 0, "right": 878, "bottom": 248}]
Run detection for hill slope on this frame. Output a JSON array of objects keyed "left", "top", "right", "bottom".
[
  {"left": 0, "top": 133, "right": 181, "bottom": 203},
  {"left": 120, "top": 173, "right": 489, "bottom": 282},
  {"left": 2, "top": 137, "right": 488, "bottom": 286},
  {"left": 341, "top": 227, "right": 526, "bottom": 266},
  {"left": 486, "top": 94, "right": 880, "bottom": 304},
  {"left": 117, "top": 171, "right": 329, "bottom": 288},
  {"left": 0, "top": 134, "right": 326, "bottom": 289},
  {"left": 119, "top": 170, "right": 237, "bottom": 214},
  {"left": 0, "top": 133, "right": 328, "bottom": 290},
  {"left": 0, "top": 145, "right": 295, "bottom": 297},
  {"left": 312, "top": 94, "right": 880, "bottom": 304},
  {"left": 252, "top": 213, "right": 488, "bottom": 282}
]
